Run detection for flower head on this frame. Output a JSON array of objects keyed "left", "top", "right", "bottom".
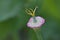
[
  {"left": 25, "top": 7, "right": 45, "bottom": 28},
  {"left": 27, "top": 16, "right": 45, "bottom": 28}
]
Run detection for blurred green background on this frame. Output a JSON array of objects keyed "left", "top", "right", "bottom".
[{"left": 0, "top": 0, "right": 60, "bottom": 40}]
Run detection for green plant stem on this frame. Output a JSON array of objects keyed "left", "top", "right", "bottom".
[{"left": 33, "top": 28, "right": 43, "bottom": 40}]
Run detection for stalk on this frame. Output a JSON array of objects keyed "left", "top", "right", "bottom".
[{"left": 33, "top": 28, "right": 43, "bottom": 40}]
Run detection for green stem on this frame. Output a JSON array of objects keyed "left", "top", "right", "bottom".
[{"left": 33, "top": 28, "right": 43, "bottom": 40}]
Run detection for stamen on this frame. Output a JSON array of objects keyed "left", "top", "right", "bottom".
[
  {"left": 25, "top": 8, "right": 33, "bottom": 16},
  {"left": 33, "top": 6, "right": 38, "bottom": 16},
  {"left": 25, "top": 8, "right": 32, "bottom": 13},
  {"left": 29, "top": 8, "right": 34, "bottom": 13},
  {"left": 25, "top": 7, "right": 38, "bottom": 23}
]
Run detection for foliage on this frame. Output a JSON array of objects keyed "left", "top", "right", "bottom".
[{"left": 0, "top": 0, "right": 60, "bottom": 40}]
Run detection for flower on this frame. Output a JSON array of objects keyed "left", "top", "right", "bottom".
[
  {"left": 27, "top": 16, "right": 45, "bottom": 28},
  {"left": 25, "top": 6, "right": 45, "bottom": 28}
]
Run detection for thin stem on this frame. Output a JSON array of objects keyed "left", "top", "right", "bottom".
[{"left": 33, "top": 28, "right": 43, "bottom": 40}]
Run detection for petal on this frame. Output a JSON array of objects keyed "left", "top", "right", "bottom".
[{"left": 27, "top": 16, "right": 45, "bottom": 28}]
